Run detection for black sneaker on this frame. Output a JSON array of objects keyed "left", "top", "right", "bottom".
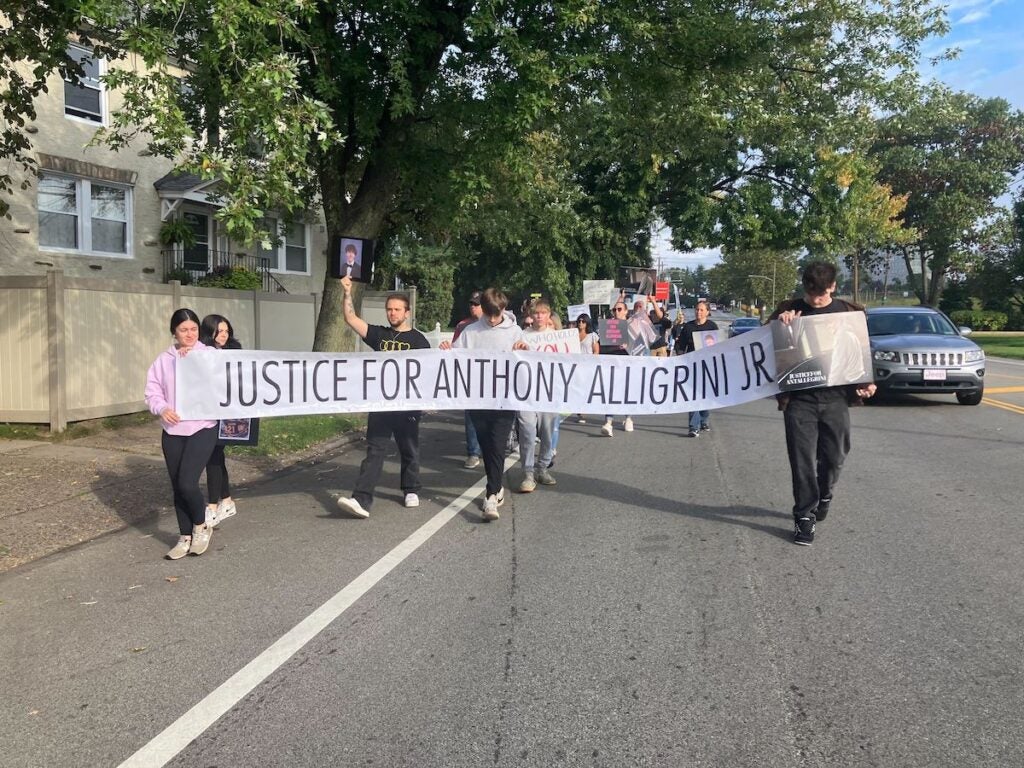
[
  {"left": 700, "top": 423, "right": 710, "bottom": 432},
  {"left": 816, "top": 497, "right": 832, "bottom": 521},
  {"left": 688, "top": 429, "right": 699, "bottom": 438},
  {"left": 794, "top": 516, "right": 815, "bottom": 546}
]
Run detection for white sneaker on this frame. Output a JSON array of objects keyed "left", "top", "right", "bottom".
[
  {"left": 337, "top": 497, "right": 370, "bottom": 519},
  {"left": 482, "top": 494, "right": 500, "bottom": 521},
  {"left": 205, "top": 506, "right": 219, "bottom": 528},
  {"left": 601, "top": 421, "right": 613, "bottom": 437},
  {"left": 166, "top": 536, "right": 191, "bottom": 560},
  {"left": 189, "top": 525, "right": 212, "bottom": 556},
  {"left": 405, "top": 493, "right": 420, "bottom": 508},
  {"left": 217, "top": 499, "right": 237, "bottom": 522},
  {"left": 463, "top": 455, "right": 482, "bottom": 469},
  {"left": 624, "top": 417, "right": 634, "bottom": 432}
]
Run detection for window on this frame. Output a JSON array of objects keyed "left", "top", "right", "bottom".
[
  {"left": 258, "top": 217, "right": 309, "bottom": 274},
  {"left": 38, "top": 174, "right": 132, "bottom": 256},
  {"left": 64, "top": 44, "right": 105, "bottom": 124}
]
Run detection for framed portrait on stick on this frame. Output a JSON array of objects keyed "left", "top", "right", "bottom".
[{"left": 329, "top": 236, "right": 376, "bottom": 282}]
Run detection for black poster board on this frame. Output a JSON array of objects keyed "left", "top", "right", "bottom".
[{"left": 329, "top": 236, "right": 376, "bottom": 282}]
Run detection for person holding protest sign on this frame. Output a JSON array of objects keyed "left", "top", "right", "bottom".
[
  {"left": 671, "top": 309, "right": 688, "bottom": 355},
  {"left": 453, "top": 291, "right": 485, "bottom": 469},
  {"left": 679, "top": 300, "right": 719, "bottom": 437},
  {"left": 600, "top": 298, "right": 634, "bottom": 437},
  {"left": 145, "top": 309, "right": 218, "bottom": 559},
  {"left": 648, "top": 297, "right": 671, "bottom": 357},
  {"left": 335, "top": 277, "right": 430, "bottom": 520},
  {"left": 200, "top": 314, "right": 242, "bottom": 527},
  {"left": 574, "top": 314, "right": 600, "bottom": 423},
  {"left": 770, "top": 261, "right": 876, "bottom": 546},
  {"left": 441, "top": 288, "right": 527, "bottom": 520},
  {"left": 517, "top": 300, "right": 559, "bottom": 492}
]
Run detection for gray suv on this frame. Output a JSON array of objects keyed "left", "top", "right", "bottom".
[{"left": 866, "top": 306, "right": 985, "bottom": 405}]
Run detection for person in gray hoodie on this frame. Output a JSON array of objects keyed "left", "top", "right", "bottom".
[{"left": 442, "top": 287, "right": 526, "bottom": 520}]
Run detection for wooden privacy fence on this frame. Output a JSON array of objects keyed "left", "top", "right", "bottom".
[{"left": 0, "top": 271, "right": 320, "bottom": 431}]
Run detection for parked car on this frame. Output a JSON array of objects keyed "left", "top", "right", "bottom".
[
  {"left": 866, "top": 306, "right": 985, "bottom": 405},
  {"left": 728, "top": 317, "right": 762, "bottom": 337}
]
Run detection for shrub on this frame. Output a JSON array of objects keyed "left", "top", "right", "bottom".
[
  {"left": 165, "top": 267, "right": 193, "bottom": 285},
  {"left": 949, "top": 309, "right": 1008, "bottom": 331},
  {"left": 196, "top": 265, "right": 264, "bottom": 291}
]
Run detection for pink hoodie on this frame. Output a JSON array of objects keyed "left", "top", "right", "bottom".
[{"left": 145, "top": 341, "right": 218, "bottom": 436}]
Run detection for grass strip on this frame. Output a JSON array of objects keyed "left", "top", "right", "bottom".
[
  {"left": 230, "top": 414, "right": 365, "bottom": 457},
  {"left": 973, "top": 334, "right": 1024, "bottom": 360}
]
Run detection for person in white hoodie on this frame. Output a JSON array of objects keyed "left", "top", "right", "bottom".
[
  {"left": 144, "top": 308, "right": 218, "bottom": 559},
  {"left": 442, "top": 288, "right": 526, "bottom": 520}
]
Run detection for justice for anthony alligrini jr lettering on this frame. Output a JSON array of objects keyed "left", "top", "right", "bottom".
[{"left": 175, "top": 327, "right": 779, "bottom": 419}]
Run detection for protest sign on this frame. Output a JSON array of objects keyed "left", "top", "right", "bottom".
[
  {"left": 523, "top": 328, "right": 581, "bottom": 354},
  {"left": 567, "top": 304, "right": 589, "bottom": 321},
  {"left": 599, "top": 317, "right": 628, "bottom": 347},
  {"left": 692, "top": 329, "right": 724, "bottom": 351},
  {"left": 655, "top": 282, "right": 670, "bottom": 301},
  {"left": 772, "top": 313, "right": 871, "bottom": 392},
  {"left": 583, "top": 280, "right": 615, "bottom": 305}
]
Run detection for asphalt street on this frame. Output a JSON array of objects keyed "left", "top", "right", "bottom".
[{"left": 2, "top": 343, "right": 1023, "bottom": 767}]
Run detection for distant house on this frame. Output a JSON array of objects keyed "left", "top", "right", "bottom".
[{"left": 0, "top": 39, "right": 329, "bottom": 296}]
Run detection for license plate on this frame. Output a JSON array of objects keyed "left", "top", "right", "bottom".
[{"left": 923, "top": 369, "right": 947, "bottom": 381}]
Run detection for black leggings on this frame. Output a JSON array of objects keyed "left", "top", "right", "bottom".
[
  {"left": 161, "top": 427, "right": 218, "bottom": 535},
  {"left": 206, "top": 444, "right": 231, "bottom": 504}
]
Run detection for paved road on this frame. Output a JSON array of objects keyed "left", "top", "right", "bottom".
[{"left": 2, "top": 357, "right": 1023, "bottom": 767}]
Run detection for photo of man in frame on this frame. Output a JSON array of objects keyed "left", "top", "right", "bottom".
[{"left": 339, "top": 238, "right": 363, "bottom": 280}]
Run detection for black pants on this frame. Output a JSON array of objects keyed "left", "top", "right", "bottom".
[
  {"left": 469, "top": 409, "right": 516, "bottom": 497},
  {"left": 161, "top": 427, "right": 218, "bottom": 535},
  {"left": 352, "top": 411, "right": 421, "bottom": 510},
  {"left": 784, "top": 394, "right": 851, "bottom": 520},
  {"left": 206, "top": 444, "right": 230, "bottom": 504}
]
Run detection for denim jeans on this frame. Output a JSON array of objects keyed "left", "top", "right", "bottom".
[
  {"left": 688, "top": 410, "right": 709, "bottom": 431},
  {"left": 464, "top": 411, "right": 481, "bottom": 457}
]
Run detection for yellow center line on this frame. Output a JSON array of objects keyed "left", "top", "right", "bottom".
[
  {"left": 983, "top": 397, "right": 1024, "bottom": 416},
  {"left": 982, "top": 386, "right": 1024, "bottom": 394}
]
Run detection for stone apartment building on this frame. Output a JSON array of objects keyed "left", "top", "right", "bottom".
[{"left": 0, "top": 40, "right": 329, "bottom": 296}]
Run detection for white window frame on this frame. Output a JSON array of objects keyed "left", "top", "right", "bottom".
[
  {"left": 37, "top": 173, "right": 134, "bottom": 259},
  {"left": 63, "top": 43, "right": 108, "bottom": 126},
  {"left": 260, "top": 216, "right": 311, "bottom": 275}
]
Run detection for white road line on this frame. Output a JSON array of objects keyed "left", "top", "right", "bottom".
[{"left": 118, "top": 456, "right": 517, "bottom": 768}]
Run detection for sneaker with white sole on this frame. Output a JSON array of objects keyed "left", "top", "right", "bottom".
[
  {"left": 337, "top": 496, "right": 370, "bottom": 519},
  {"left": 464, "top": 455, "right": 482, "bottom": 469},
  {"left": 405, "top": 492, "right": 420, "bottom": 508},
  {"left": 601, "top": 421, "right": 613, "bottom": 437},
  {"left": 166, "top": 536, "right": 191, "bottom": 560},
  {"left": 190, "top": 525, "right": 212, "bottom": 556},
  {"left": 624, "top": 417, "right": 634, "bottom": 432},
  {"left": 205, "top": 505, "right": 220, "bottom": 528},
  {"left": 482, "top": 490, "right": 503, "bottom": 520},
  {"left": 536, "top": 468, "right": 556, "bottom": 485},
  {"left": 217, "top": 499, "right": 237, "bottom": 522},
  {"left": 518, "top": 473, "right": 537, "bottom": 493},
  {"left": 794, "top": 516, "right": 816, "bottom": 546}
]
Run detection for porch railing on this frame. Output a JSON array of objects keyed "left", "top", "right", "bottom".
[{"left": 162, "top": 249, "right": 288, "bottom": 293}]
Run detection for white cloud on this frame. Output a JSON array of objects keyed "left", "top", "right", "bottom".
[{"left": 957, "top": 9, "right": 989, "bottom": 23}]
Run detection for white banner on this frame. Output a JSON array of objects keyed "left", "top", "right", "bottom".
[
  {"left": 567, "top": 304, "right": 589, "bottom": 321},
  {"left": 176, "top": 327, "right": 781, "bottom": 419}
]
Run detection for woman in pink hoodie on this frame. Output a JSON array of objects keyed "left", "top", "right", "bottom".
[{"left": 145, "top": 308, "right": 219, "bottom": 559}]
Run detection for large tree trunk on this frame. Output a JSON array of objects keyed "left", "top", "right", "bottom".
[{"left": 312, "top": 136, "right": 403, "bottom": 352}]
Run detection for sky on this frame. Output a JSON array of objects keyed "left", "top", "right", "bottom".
[{"left": 653, "top": 0, "right": 1024, "bottom": 271}]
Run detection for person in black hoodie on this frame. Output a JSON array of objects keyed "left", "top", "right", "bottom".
[
  {"left": 769, "top": 261, "right": 876, "bottom": 546},
  {"left": 200, "top": 314, "right": 242, "bottom": 527}
]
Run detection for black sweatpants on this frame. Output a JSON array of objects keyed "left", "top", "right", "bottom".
[
  {"left": 783, "top": 393, "right": 851, "bottom": 520},
  {"left": 161, "top": 427, "right": 218, "bottom": 535},
  {"left": 469, "top": 409, "right": 516, "bottom": 497},
  {"left": 352, "top": 411, "right": 421, "bottom": 510},
  {"left": 206, "top": 444, "right": 231, "bottom": 504}
]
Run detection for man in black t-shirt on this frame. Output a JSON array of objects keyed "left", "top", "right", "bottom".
[
  {"left": 679, "top": 300, "right": 719, "bottom": 437},
  {"left": 335, "top": 276, "right": 430, "bottom": 519},
  {"left": 770, "top": 261, "right": 876, "bottom": 546}
]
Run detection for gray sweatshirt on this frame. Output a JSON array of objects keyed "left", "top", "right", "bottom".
[{"left": 451, "top": 312, "right": 524, "bottom": 350}]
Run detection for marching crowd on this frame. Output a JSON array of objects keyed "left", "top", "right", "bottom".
[{"left": 145, "top": 261, "right": 874, "bottom": 559}]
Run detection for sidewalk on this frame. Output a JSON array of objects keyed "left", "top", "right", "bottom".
[{"left": 0, "top": 419, "right": 362, "bottom": 573}]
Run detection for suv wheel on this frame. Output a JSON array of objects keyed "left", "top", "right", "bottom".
[{"left": 956, "top": 388, "right": 983, "bottom": 406}]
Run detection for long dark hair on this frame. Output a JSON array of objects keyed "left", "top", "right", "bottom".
[
  {"left": 575, "top": 313, "right": 594, "bottom": 335},
  {"left": 200, "top": 314, "right": 241, "bottom": 349}
]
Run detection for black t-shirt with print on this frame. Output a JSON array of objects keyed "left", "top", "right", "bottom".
[{"left": 362, "top": 325, "right": 431, "bottom": 353}]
